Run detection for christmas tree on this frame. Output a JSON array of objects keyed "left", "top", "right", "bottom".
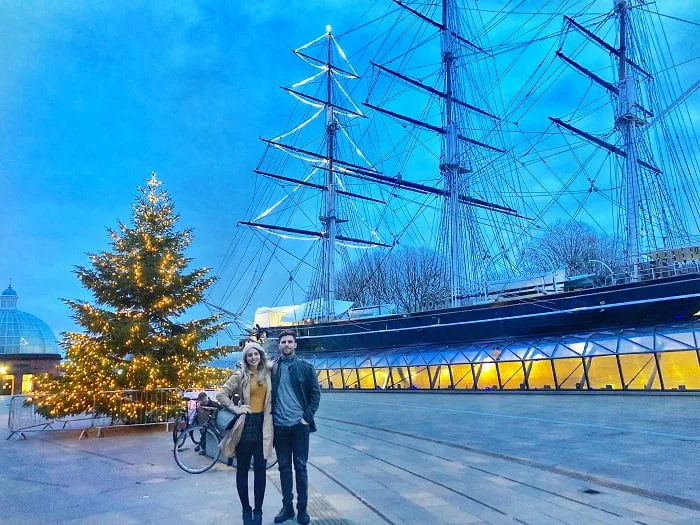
[{"left": 31, "top": 173, "right": 233, "bottom": 420}]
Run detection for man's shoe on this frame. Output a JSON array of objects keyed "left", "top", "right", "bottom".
[
  {"left": 274, "top": 506, "right": 295, "bottom": 523},
  {"left": 297, "top": 509, "right": 311, "bottom": 524}
]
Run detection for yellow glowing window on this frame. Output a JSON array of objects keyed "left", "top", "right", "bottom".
[
  {"left": 450, "top": 364, "right": 475, "bottom": 389},
  {"left": 474, "top": 362, "right": 499, "bottom": 390},
  {"left": 586, "top": 355, "right": 623, "bottom": 390},
  {"left": 658, "top": 350, "right": 700, "bottom": 390},
  {"left": 21, "top": 374, "right": 34, "bottom": 394},
  {"left": 619, "top": 353, "right": 660, "bottom": 390},
  {"left": 525, "top": 360, "right": 555, "bottom": 390},
  {"left": 553, "top": 357, "right": 586, "bottom": 389},
  {"left": 498, "top": 362, "right": 525, "bottom": 390}
]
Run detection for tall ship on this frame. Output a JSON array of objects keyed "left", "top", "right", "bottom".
[{"left": 211, "top": 0, "right": 700, "bottom": 354}]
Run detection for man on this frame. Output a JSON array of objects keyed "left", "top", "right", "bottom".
[{"left": 272, "top": 329, "right": 321, "bottom": 524}]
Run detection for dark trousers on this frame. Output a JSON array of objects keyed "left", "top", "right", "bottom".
[
  {"left": 236, "top": 440, "right": 267, "bottom": 511},
  {"left": 274, "top": 423, "right": 310, "bottom": 511}
]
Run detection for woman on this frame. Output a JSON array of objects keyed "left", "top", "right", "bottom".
[{"left": 216, "top": 341, "right": 273, "bottom": 525}]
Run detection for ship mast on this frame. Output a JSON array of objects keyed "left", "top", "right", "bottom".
[
  {"left": 365, "top": 0, "right": 515, "bottom": 309},
  {"left": 615, "top": 0, "right": 642, "bottom": 280},
  {"left": 322, "top": 26, "right": 339, "bottom": 320},
  {"left": 442, "top": 0, "right": 465, "bottom": 307},
  {"left": 549, "top": 1, "right": 663, "bottom": 282}
]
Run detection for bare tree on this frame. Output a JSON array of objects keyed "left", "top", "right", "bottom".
[
  {"left": 337, "top": 247, "right": 449, "bottom": 313},
  {"left": 336, "top": 250, "right": 391, "bottom": 307},
  {"left": 519, "top": 220, "right": 623, "bottom": 279},
  {"left": 386, "top": 247, "right": 449, "bottom": 312}
]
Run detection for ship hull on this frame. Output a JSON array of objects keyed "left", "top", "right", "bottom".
[{"left": 263, "top": 274, "right": 700, "bottom": 353}]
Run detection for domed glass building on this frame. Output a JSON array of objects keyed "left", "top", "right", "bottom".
[{"left": 0, "top": 284, "right": 61, "bottom": 394}]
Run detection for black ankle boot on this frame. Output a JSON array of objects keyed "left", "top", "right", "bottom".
[
  {"left": 297, "top": 508, "right": 310, "bottom": 524},
  {"left": 242, "top": 506, "right": 253, "bottom": 525},
  {"left": 274, "top": 506, "right": 295, "bottom": 523},
  {"left": 252, "top": 509, "right": 263, "bottom": 525}
]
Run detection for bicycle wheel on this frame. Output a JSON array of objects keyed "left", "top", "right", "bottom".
[
  {"left": 172, "top": 414, "right": 188, "bottom": 444},
  {"left": 188, "top": 426, "right": 204, "bottom": 445},
  {"left": 173, "top": 425, "right": 220, "bottom": 474}
]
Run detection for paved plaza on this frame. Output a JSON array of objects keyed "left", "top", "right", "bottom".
[{"left": 2, "top": 392, "right": 699, "bottom": 524}]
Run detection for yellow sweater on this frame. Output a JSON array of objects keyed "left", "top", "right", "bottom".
[{"left": 249, "top": 371, "right": 267, "bottom": 413}]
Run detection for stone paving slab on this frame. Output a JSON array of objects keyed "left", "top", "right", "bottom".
[{"left": 2, "top": 392, "right": 699, "bottom": 524}]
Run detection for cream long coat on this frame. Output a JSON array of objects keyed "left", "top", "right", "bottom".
[{"left": 216, "top": 366, "right": 274, "bottom": 459}]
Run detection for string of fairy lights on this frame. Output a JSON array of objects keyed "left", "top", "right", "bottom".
[{"left": 28, "top": 173, "right": 232, "bottom": 419}]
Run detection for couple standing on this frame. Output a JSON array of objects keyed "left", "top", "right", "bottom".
[{"left": 217, "top": 329, "right": 321, "bottom": 525}]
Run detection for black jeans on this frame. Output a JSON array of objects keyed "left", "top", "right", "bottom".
[
  {"left": 236, "top": 440, "right": 267, "bottom": 511},
  {"left": 274, "top": 422, "right": 310, "bottom": 511}
]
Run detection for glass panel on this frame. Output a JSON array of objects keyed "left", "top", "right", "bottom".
[
  {"left": 618, "top": 337, "right": 652, "bottom": 354},
  {"left": 592, "top": 337, "right": 618, "bottom": 352},
  {"left": 587, "top": 355, "right": 622, "bottom": 390},
  {"left": 358, "top": 368, "right": 376, "bottom": 389},
  {"left": 524, "top": 360, "right": 556, "bottom": 390},
  {"left": 389, "top": 366, "right": 411, "bottom": 389},
  {"left": 406, "top": 353, "right": 426, "bottom": 366},
  {"left": 408, "top": 366, "right": 430, "bottom": 389},
  {"left": 450, "top": 364, "right": 475, "bottom": 389},
  {"left": 340, "top": 357, "right": 356, "bottom": 368},
  {"left": 370, "top": 356, "right": 389, "bottom": 367},
  {"left": 428, "top": 365, "right": 453, "bottom": 389},
  {"left": 387, "top": 355, "right": 406, "bottom": 367},
  {"left": 317, "top": 369, "right": 330, "bottom": 389},
  {"left": 474, "top": 363, "right": 500, "bottom": 390},
  {"left": 499, "top": 348, "right": 526, "bottom": 361},
  {"left": 551, "top": 343, "right": 579, "bottom": 358},
  {"left": 355, "top": 356, "right": 373, "bottom": 368},
  {"left": 328, "top": 369, "right": 344, "bottom": 390},
  {"left": 442, "top": 351, "right": 462, "bottom": 364},
  {"left": 538, "top": 343, "right": 557, "bottom": 357},
  {"left": 372, "top": 367, "right": 390, "bottom": 389},
  {"left": 585, "top": 341, "right": 615, "bottom": 356},
  {"left": 553, "top": 357, "right": 587, "bottom": 390},
  {"left": 655, "top": 330, "right": 696, "bottom": 349},
  {"left": 342, "top": 369, "right": 360, "bottom": 389},
  {"left": 658, "top": 350, "right": 700, "bottom": 390},
  {"left": 420, "top": 351, "right": 443, "bottom": 365},
  {"left": 498, "top": 362, "right": 525, "bottom": 390},
  {"left": 619, "top": 353, "right": 660, "bottom": 390},
  {"left": 622, "top": 335, "right": 655, "bottom": 352},
  {"left": 471, "top": 350, "right": 494, "bottom": 363}
]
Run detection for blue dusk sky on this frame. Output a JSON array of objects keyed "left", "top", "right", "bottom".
[{"left": 1, "top": 1, "right": 697, "bottom": 345}]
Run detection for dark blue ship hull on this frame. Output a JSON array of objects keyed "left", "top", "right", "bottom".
[{"left": 263, "top": 274, "right": 700, "bottom": 353}]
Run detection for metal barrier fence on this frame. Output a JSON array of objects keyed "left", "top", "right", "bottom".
[{"left": 7, "top": 388, "right": 180, "bottom": 439}]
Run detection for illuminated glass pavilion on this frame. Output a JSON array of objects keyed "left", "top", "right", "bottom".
[{"left": 306, "top": 321, "right": 700, "bottom": 392}]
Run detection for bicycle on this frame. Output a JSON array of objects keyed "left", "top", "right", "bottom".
[
  {"left": 171, "top": 396, "right": 197, "bottom": 445},
  {"left": 172, "top": 392, "right": 222, "bottom": 445},
  {"left": 173, "top": 406, "right": 278, "bottom": 474}
]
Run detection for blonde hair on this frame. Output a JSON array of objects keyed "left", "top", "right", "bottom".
[{"left": 241, "top": 342, "right": 268, "bottom": 385}]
